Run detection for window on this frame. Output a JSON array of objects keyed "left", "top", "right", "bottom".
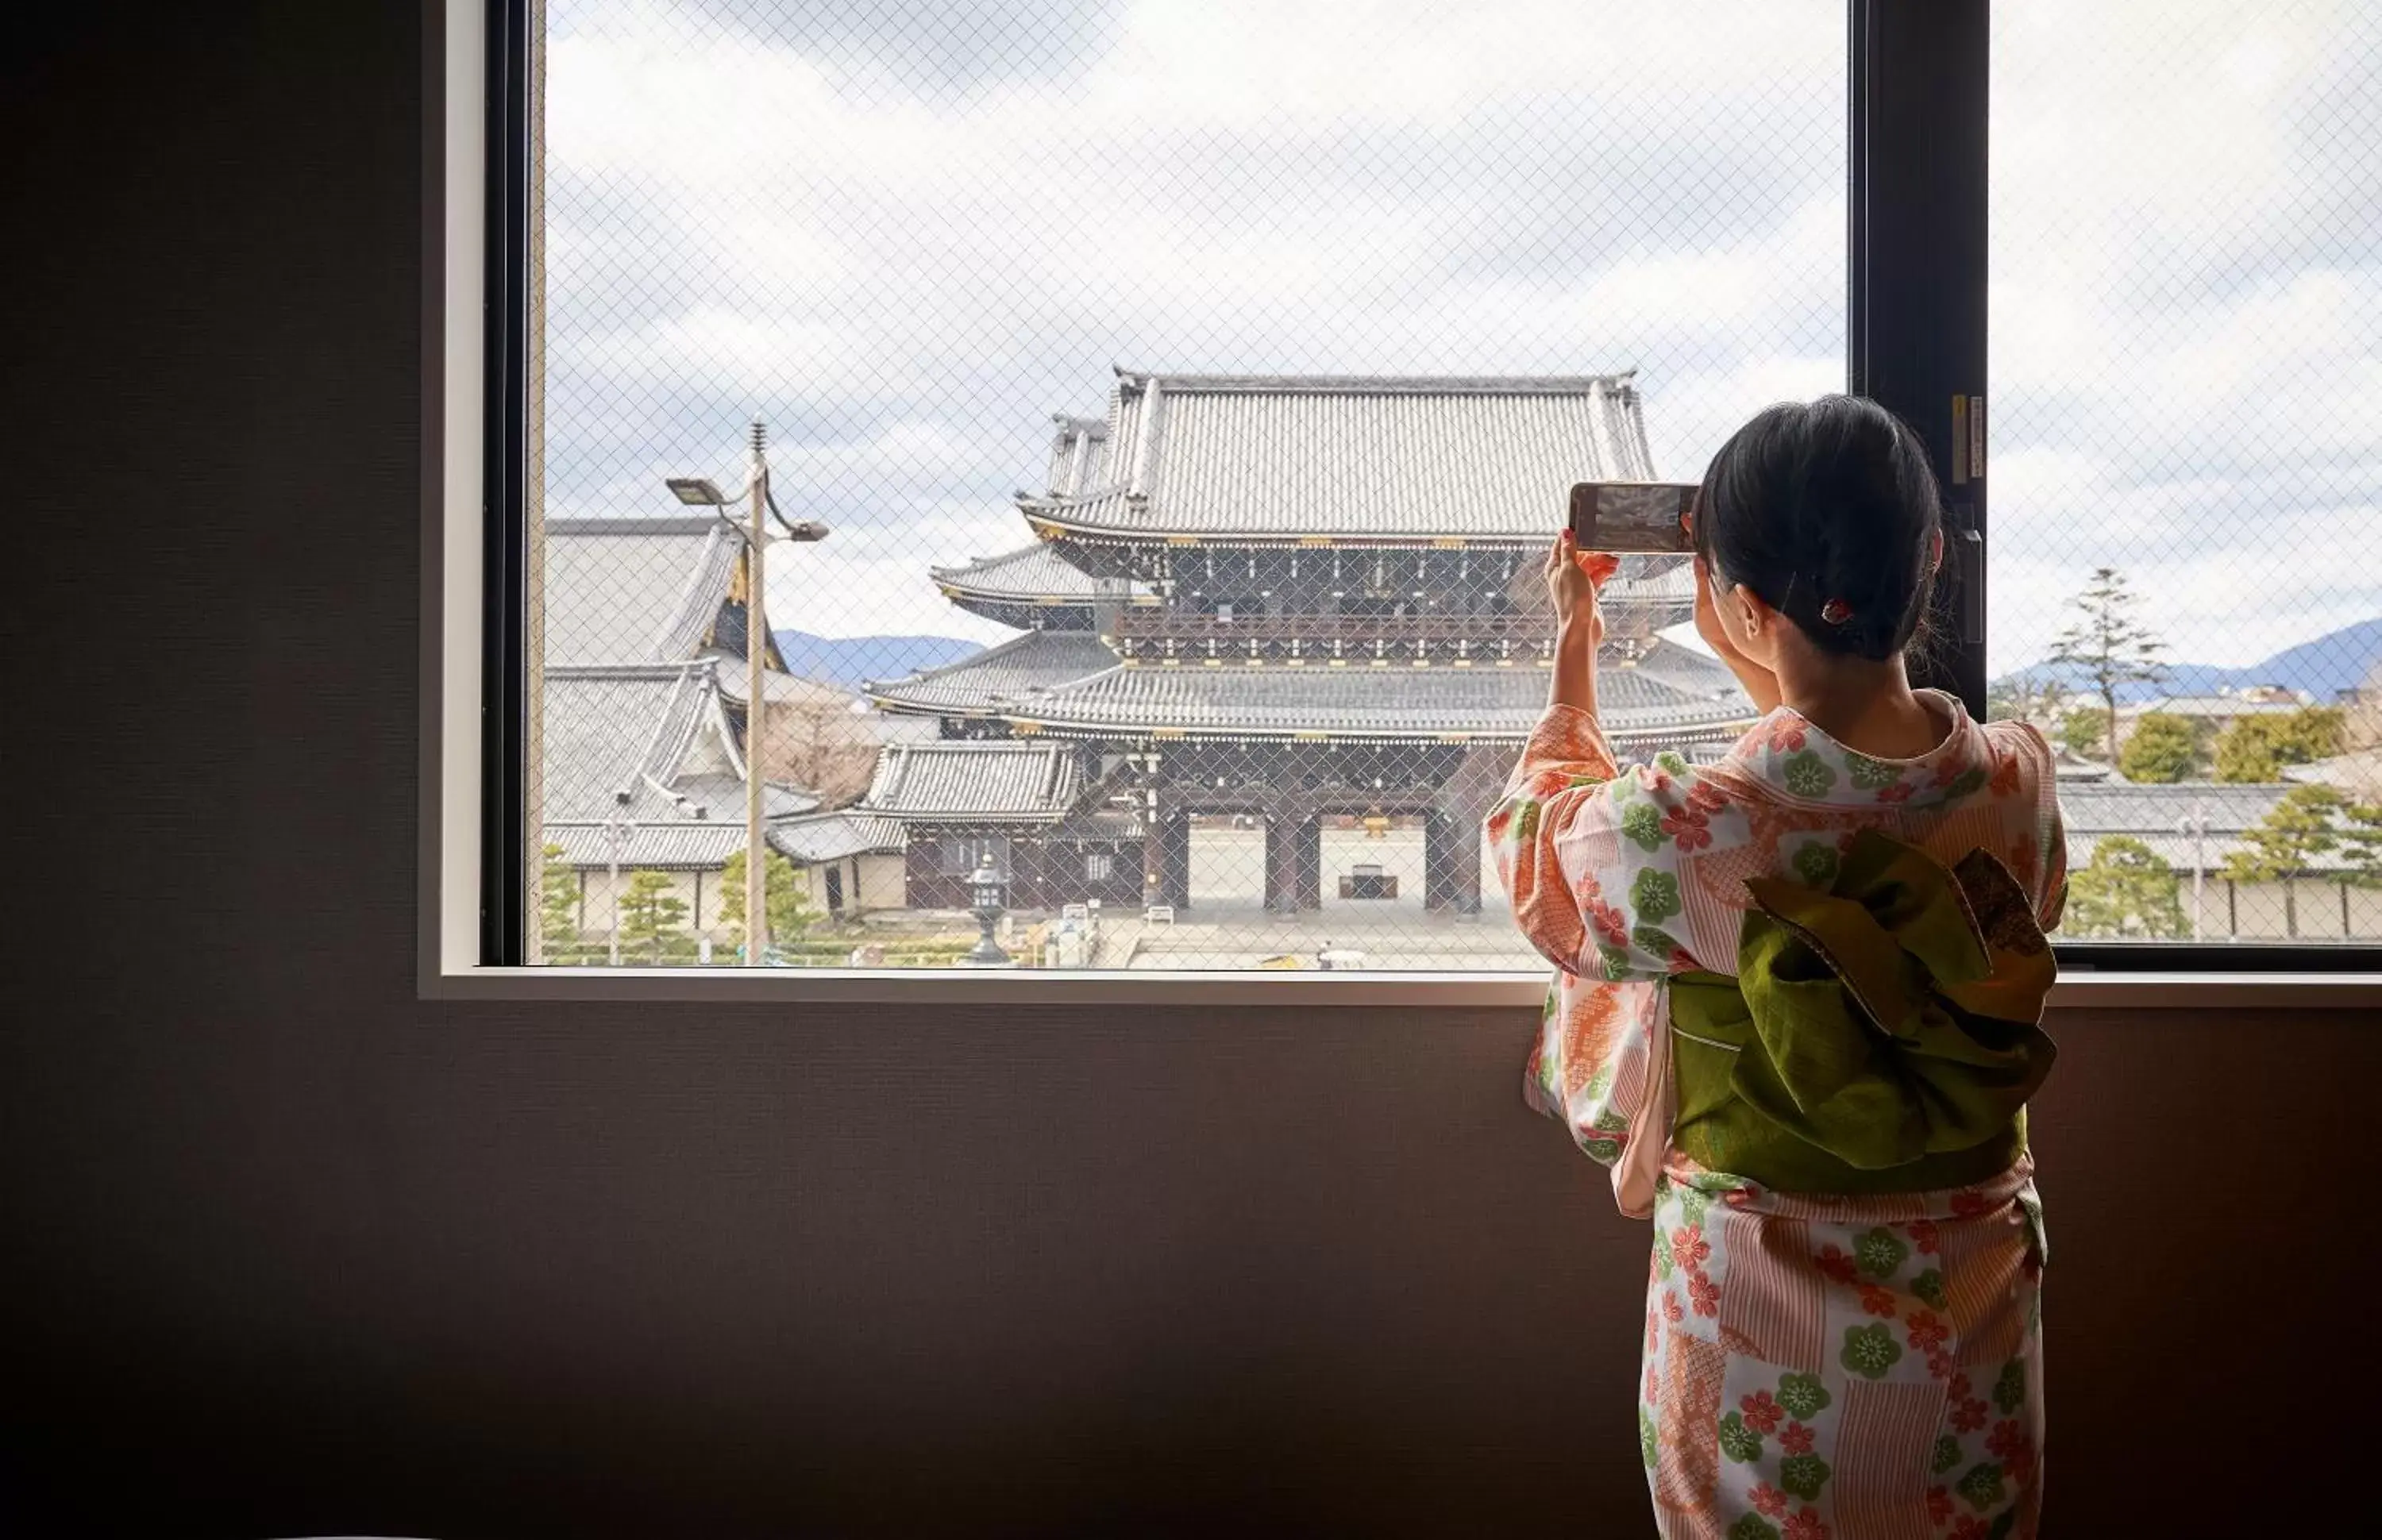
[
  {"left": 482, "top": 0, "right": 1844, "bottom": 974},
  {"left": 1989, "top": 1, "right": 2382, "bottom": 954},
  {"left": 437, "top": 0, "right": 2376, "bottom": 984}
]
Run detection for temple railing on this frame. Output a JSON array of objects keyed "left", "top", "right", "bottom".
[{"left": 1109, "top": 610, "right": 1547, "bottom": 644}]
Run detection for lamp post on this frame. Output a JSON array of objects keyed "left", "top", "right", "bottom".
[
  {"left": 962, "top": 853, "right": 1012, "bottom": 968},
  {"left": 665, "top": 423, "right": 830, "bottom": 966},
  {"left": 2180, "top": 801, "right": 2209, "bottom": 941},
  {"left": 605, "top": 787, "right": 632, "bottom": 967}
]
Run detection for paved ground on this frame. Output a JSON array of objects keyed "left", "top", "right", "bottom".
[{"left": 1133, "top": 826, "right": 1538, "bottom": 968}]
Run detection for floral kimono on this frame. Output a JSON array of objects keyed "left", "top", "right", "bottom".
[{"left": 1490, "top": 692, "right": 2067, "bottom": 1540}]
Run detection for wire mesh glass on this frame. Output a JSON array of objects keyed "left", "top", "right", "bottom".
[
  {"left": 1988, "top": 0, "right": 2382, "bottom": 945},
  {"left": 529, "top": 0, "right": 1844, "bottom": 968}
]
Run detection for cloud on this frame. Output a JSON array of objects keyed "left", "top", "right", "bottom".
[{"left": 539, "top": 0, "right": 2380, "bottom": 674}]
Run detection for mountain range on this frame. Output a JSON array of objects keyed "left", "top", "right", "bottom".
[
  {"left": 780, "top": 616, "right": 2382, "bottom": 707},
  {"left": 774, "top": 629, "right": 981, "bottom": 691},
  {"left": 1995, "top": 618, "right": 2382, "bottom": 706}
]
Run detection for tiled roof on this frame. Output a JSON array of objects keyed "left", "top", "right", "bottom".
[
  {"left": 867, "top": 631, "right": 1752, "bottom": 742},
  {"left": 545, "top": 819, "right": 753, "bottom": 871},
  {"left": 543, "top": 518, "right": 740, "bottom": 666},
  {"left": 703, "top": 650, "right": 866, "bottom": 709},
  {"left": 860, "top": 741, "right": 1086, "bottom": 822},
  {"left": 998, "top": 649, "right": 1749, "bottom": 741},
  {"left": 1023, "top": 372, "right": 1655, "bottom": 540},
  {"left": 542, "top": 663, "right": 736, "bottom": 825},
  {"left": 541, "top": 663, "right": 819, "bottom": 857},
  {"left": 865, "top": 629, "right": 1122, "bottom": 711},
  {"left": 929, "top": 542, "right": 1154, "bottom": 606},
  {"left": 769, "top": 810, "right": 906, "bottom": 864},
  {"left": 2024, "top": 780, "right": 2382, "bottom": 874},
  {"left": 1044, "top": 415, "right": 1112, "bottom": 498},
  {"left": 2122, "top": 694, "right": 2307, "bottom": 718},
  {"left": 2052, "top": 781, "right": 2289, "bottom": 834},
  {"left": 2285, "top": 748, "right": 2382, "bottom": 798}
]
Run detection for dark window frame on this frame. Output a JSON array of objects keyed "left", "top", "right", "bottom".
[{"left": 476, "top": 0, "right": 2373, "bottom": 972}]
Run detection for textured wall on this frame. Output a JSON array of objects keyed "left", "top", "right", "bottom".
[{"left": 2, "top": 4, "right": 2369, "bottom": 1535}]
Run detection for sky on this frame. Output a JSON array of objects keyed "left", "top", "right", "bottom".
[{"left": 540, "top": 0, "right": 2382, "bottom": 683}]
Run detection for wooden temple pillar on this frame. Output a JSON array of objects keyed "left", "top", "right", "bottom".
[
  {"left": 1427, "top": 744, "right": 1513, "bottom": 916},
  {"left": 1142, "top": 807, "right": 1191, "bottom": 910},
  {"left": 1264, "top": 802, "right": 1321, "bottom": 915},
  {"left": 1424, "top": 809, "right": 1484, "bottom": 914}
]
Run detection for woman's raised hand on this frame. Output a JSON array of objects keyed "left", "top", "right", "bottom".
[{"left": 1546, "top": 530, "right": 1617, "bottom": 645}]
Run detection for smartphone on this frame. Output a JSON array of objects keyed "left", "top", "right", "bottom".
[{"left": 1568, "top": 481, "right": 1698, "bottom": 553}]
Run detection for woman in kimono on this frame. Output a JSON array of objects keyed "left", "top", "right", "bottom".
[{"left": 1493, "top": 396, "right": 2065, "bottom": 1540}]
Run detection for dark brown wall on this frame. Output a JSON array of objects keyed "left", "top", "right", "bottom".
[{"left": 2, "top": 5, "right": 2372, "bottom": 1536}]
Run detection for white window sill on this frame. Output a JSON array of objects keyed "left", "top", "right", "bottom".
[{"left": 421, "top": 966, "right": 2382, "bottom": 1010}]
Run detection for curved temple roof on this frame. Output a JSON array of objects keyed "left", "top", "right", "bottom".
[
  {"left": 1019, "top": 371, "right": 1657, "bottom": 544},
  {"left": 867, "top": 634, "right": 1752, "bottom": 745}
]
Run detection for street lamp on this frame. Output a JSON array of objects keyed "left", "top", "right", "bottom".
[
  {"left": 962, "top": 853, "right": 1012, "bottom": 968},
  {"left": 662, "top": 422, "right": 830, "bottom": 966},
  {"left": 605, "top": 787, "right": 633, "bottom": 967},
  {"left": 2179, "top": 802, "right": 2210, "bottom": 941}
]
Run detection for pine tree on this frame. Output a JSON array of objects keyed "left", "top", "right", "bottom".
[
  {"left": 2223, "top": 784, "right": 2345, "bottom": 938},
  {"left": 2118, "top": 712, "right": 2200, "bottom": 783},
  {"left": 616, "top": 869, "right": 692, "bottom": 964},
  {"left": 2046, "top": 568, "right": 2165, "bottom": 764},
  {"left": 540, "top": 841, "right": 585, "bottom": 962},
  {"left": 721, "top": 847, "right": 819, "bottom": 961},
  {"left": 2064, "top": 835, "right": 2188, "bottom": 939},
  {"left": 2342, "top": 799, "right": 2382, "bottom": 888},
  {"left": 2059, "top": 706, "right": 2114, "bottom": 763}
]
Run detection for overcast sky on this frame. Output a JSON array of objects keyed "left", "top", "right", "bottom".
[{"left": 542, "top": 0, "right": 2381, "bottom": 680}]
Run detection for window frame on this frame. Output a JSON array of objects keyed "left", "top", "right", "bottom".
[{"left": 419, "top": 0, "right": 2382, "bottom": 1002}]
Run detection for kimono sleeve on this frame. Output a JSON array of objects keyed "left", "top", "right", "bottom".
[
  {"left": 1490, "top": 704, "right": 1714, "bottom": 981},
  {"left": 1999, "top": 720, "right": 2070, "bottom": 930}
]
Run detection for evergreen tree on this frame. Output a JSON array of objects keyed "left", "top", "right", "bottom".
[
  {"left": 2223, "top": 784, "right": 2345, "bottom": 938},
  {"left": 721, "top": 847, "right": 819, "bottom": 960},
  {"left": 2064, "top": 835, "right": 2188, "bottom": 939},
  {"left": 616, "top": 869, "right": 693, "bottom": 964},
  {"left": 2342, "top": 799, "right": 2382, "bottom": 888},
  {"left": 2118, "top": 712, "right": 2200, "bottom": 783},
  {"left": 540, "top": 841, "right": 586, "bottom": 962},
  {"left": 2046, "top": 568, "right": 2166, "bottom": 764},
  {"left": 2214, "top": 708, "right": 2345, "bottom": 783},
  {"left": 2059, "top": 706, "right": 2114, "bottom": 763}
]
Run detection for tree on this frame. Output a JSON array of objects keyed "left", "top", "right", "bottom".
[
  {"left": 2223, "top": 784, "right": 2345, "bottom": 938},
  {"left": 1987, "top": 672, "right": 2068, "bottom": 728},
  {"left": 754, "top": 683, "right": 881, "bottom": 809},
  {"left": 2348, "top": 660, "right": 2382, "bottom": 752},
  {"left": 721, "top": 847, "right": 819, "bottom": 957},
  {"left": 2214, "top": 707, "right": 2345, "bottom": 783},
  {"left": 2284, "top": 706, "right": 2347, "bottom": 763},
  {"left": 2059, "top": 706, "right": 2114, "bottom": 763},
  {"left": 540, "top": 841, "right": 585, "bottom": 962},
  {"left": 2118, "top": 712, "right": 2200, "bottom": 783},
  {"left": 2345, "top": 800, "right": 2382, "bottom": 887},
  {"left": 2064, "top": 835, "right": 2188, "bottom": 939},
  {"left": 616, "top": 869, "right": 693, "bottom": 964},
  {"left": 2046, "top": 568, "right": 2166, "bottom": 764}
]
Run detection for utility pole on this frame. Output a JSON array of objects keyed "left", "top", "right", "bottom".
[
  {"left": 607, "top": 789, "right": 630, "bottom": 967},
  {"left": 745, "top": 418, "right": 769, "bottom": 967},
  {"left": 2181, "top": 800, "right": 2207, "bottom": 942},
  {"left": 664, "top": 422, "right": 828, "bottom": 968}
]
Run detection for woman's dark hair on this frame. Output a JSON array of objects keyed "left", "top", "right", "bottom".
[{"left": 1690, "top": 395, "right": 1942, "bottom": 663}]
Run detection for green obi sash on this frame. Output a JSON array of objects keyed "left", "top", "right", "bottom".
[{"left": 1667, "top": 828, "right": 2057, "bottom": 1195}]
